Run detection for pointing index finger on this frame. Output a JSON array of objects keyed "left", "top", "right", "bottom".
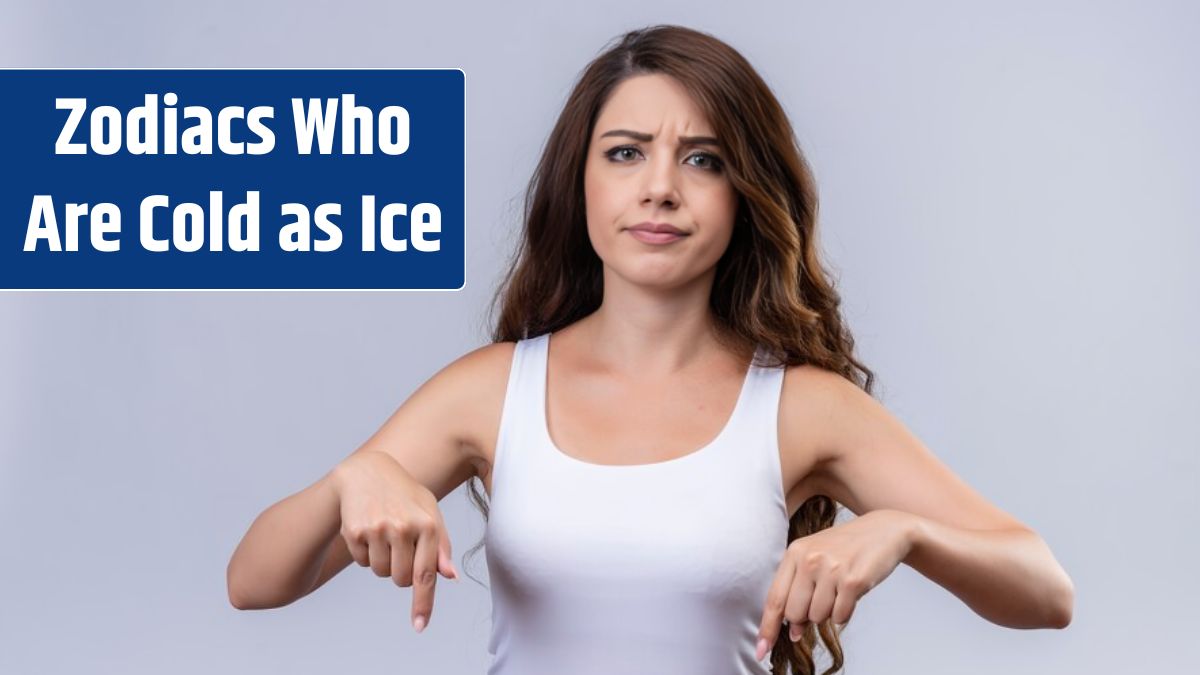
[
  {"left": 410, "top": 526, "right": 440, "bottom": 632},
  {"left": 756, "top": 554, "right": 796, "bottom": 660}
]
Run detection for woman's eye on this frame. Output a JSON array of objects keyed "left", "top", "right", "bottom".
[
  {"left": 605, "top": 146, "right": 642, "bottom": 162},
  {"left": 687, "top": 152, "right": 724, "bottom": 172},
  {"left": 604, "top": 146, "right": 724, "bottom": 172}
]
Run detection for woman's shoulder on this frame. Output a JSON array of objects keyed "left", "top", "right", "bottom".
[
  {"left": 439, "top": 340, "right": 519, "bottom": 397},
  {"left": 434, "top": 340, "right": 519, "bottom": 466},
  {"left": 457, "top": 338, "right": 519, "bottom": 364}
]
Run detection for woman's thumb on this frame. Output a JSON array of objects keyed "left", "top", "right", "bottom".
[{"left": 435, "top": 517, "right": 459, "bottom": 581}]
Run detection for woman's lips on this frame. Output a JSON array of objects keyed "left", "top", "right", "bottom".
[{"left": 627, "top": 229, "right": 687, "bottom": 244}]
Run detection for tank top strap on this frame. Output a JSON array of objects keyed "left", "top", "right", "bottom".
[
  {"left": 741, "top": 345, "right": 787, "bottom": 435},
  {"left": 490, "top": 334, "right": 551, "bottom": 500},
  {"left": 492, "top": 334, "right": 788, "bottom": 517},
  {"left": 719, "top": 345, "right": 789, "bottom": 519}
]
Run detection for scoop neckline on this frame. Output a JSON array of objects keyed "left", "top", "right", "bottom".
[{"left": 537, "top": 332, "right": 759, "bottom": 470}]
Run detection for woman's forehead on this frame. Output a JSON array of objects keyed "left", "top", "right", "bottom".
[{"left": 593, "top": 74, "right": 716, "bottom": 139}]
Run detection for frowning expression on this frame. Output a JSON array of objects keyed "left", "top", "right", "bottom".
[{"left": 583, "top": 73, "right": 738, "bottom": 291}]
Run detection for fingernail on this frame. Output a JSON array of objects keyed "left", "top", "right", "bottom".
[
  {"left": 413, "top": 615, "right": 426, "bottom": 633},
  {"left": 789, "top": 624, "right": 802, "bottom": 641},
  {"left": 755, "top": 637, "right": 769, "bottom": 661}
]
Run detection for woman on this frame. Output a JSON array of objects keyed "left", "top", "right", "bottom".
[{"left": 227, "top": 25, "right": 1074, "bottom": 675}]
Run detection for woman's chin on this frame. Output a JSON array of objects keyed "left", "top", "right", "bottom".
[{"left": 609, "top": 265, "right": 700, "bottom": 292}]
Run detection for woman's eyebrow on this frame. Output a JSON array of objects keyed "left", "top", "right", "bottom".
[{"left": 599, "top": 129, "right": 720, "bottom": 146}]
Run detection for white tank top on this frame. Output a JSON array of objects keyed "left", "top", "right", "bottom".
[{"left": 484, "top": 332, "right": 790, "bottom": 675}]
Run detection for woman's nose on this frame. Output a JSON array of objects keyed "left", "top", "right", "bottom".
[{"left": 640, "top": 152, "right": 680, "bottom": 207}]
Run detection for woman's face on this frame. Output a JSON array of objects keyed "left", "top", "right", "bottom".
[{"left": 583, "top": 73, "right": 738, "bottom": 292}]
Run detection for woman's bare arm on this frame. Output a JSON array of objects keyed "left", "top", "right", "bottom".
[
  {"left": 226, "top": 472, "right": 343, "bottom": 609},
  {"left": 225, "top": 342, "right": 511, "bottom": 610},
  {"left": 782, "top": 365, "right": 1074, "bottom": 628}
]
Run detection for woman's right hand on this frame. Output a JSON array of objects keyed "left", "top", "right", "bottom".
[{"left": 328, "top": 449, "right": 460, "bottom": 632}]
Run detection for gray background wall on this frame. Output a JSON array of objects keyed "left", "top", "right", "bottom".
[{"left": 1, "top": 1, "right": 1196, "bottom": 672}]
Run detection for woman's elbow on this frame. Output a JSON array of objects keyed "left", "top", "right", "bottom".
[
  {"left": 227, "top": 565, "right": 255, "bottom": 610},
  {"left": 227, "top": 581, "right": 281, "bottom": 611},
  {"left": 1046, "top": 576, "right": 1075, "bottom": 629},
  {"left": 227, "top": 561, "right": 271, "bottom": 611}
]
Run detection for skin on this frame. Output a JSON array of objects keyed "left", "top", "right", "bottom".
[
  {"left": 517, "top": 73, "right": 1072, "bottom": 654},
  {"left": 539, "top": 72, "right": 756, "bottom": 470},
  {"left": 265, "top": 72, "right": 1073, "bottom": 646}
]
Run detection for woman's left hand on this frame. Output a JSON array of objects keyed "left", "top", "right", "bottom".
[{"left": 755, "top": 508, "right": 918, "bottom": 660}]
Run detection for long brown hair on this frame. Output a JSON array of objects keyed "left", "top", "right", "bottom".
[{"left": 463, "top": 24, "right": 876, "bottom": 675}]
